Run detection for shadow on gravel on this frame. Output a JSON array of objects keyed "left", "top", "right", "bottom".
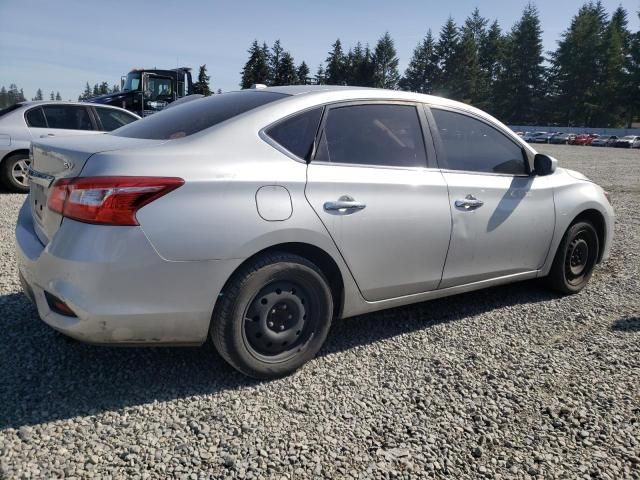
[
  {"left": 610, "top": 317, "right": 640, "bottom": 332},
  {"left": 0, "top": 280, "right": 557, "bottom": 429}
]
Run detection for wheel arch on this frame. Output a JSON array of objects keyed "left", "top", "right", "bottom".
[
  {"left": 571, "top": 208, "right": 606, "bottom": 263},
  {"left": 218, "top": 242, "right": 345, "bottom": 319},
  {"left": 1, "top": 148, "right": 29, "bottom": 166}
]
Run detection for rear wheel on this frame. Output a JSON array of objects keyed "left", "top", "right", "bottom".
[
  {"left": 211, "top": 252, "right": 333, "bottom": 379},
  {"left": 547, "top": 221, "right": 599, "bottom": 294},
  {"left": 1, "top": 152, "right": 30, "bottom": 193}
]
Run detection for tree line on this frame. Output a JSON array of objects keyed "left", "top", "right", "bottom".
[{"left": 240, "top": 2, "right": 640, "bottom": 128}]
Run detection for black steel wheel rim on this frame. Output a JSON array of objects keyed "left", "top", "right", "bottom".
[
  {"left": 243, "top": 280, "right": 318, "bottom": 362},
  {"left": 565, "top": 230, "right": 595, "bottom": 285}
]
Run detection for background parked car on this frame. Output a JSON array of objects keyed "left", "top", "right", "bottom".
[
  {"left": 590, "top": 135, "right": 618, "bottom": 147},
  {"left": 549, "top": 133, "right": 575, "bottom": 144},
  {"left": 573, "top": 134, "right": 597, "bottom": 146},
  {"left": 613, "top": 135, "right": 640, "bottom": 148},
  {"left": 0, "top": 101, "right": 140, "bottom": 192},
  {"left": 524, "top": 132, "right": 549, "bottom": 143}
]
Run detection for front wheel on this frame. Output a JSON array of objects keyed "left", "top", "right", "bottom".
[
  {"left": 211, "top": 252, "right": 333, "bottom": 379},
  {"left": 1, "top": 152, "right": 31, "bottom": 193},
  {"left": 547, "top": 221, "right": 599, "bottom": 294}
]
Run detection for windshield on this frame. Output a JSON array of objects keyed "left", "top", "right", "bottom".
[{"left": 123, "top": 72, "right": 141, "bottom": 92}]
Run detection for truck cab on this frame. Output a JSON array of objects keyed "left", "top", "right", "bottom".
[{"left": 87, "top": 67, "right": 193, "bottom": 116}]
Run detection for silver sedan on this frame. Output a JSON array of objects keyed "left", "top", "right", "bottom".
[
  {"left": 16, "top": 86, "right": 614, "bottom": 378},
  {"left": 0, "top": 101, "right": 139, "bottom": 192}
]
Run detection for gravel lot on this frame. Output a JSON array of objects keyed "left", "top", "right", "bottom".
[{"left": 1, "top": 144, "right": 638, "bottom": 479}]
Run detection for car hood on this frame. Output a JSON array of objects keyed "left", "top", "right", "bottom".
[{"left": 561, "top": 168, "right": 592, "bottom": 183}]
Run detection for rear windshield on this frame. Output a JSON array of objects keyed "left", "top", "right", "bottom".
[
  {"left": 113, "top": 91, "right": 288, "bottom": 140},
  {"left": 0, "top": 103, "right": 23, "bottom": 118}
]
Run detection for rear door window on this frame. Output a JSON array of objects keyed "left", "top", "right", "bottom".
[
  {"left": 94, "top": 107, "right": 138, "bottom": 131},
  {"left": 265, "top": 107, "right": 323, "bottom": 160},
  {"left": 113, "top": 91, "right": 288, "bottom": 140},
  {"left": 42, "top": 105, "right": 94, "bottom": 130},
  {"left": 25, "top": 107, "right": 47, "bottom": 127},
  {"left": 314, "top": 103, "right": 427, "bottom": 168}
]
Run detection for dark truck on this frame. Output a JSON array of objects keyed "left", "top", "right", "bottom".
[{"left": 86, "top": 67, "right": 194, "bottom": 116}]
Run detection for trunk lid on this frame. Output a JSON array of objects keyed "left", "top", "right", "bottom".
[{"left": 28, "top": 134, "right": 164, "bottom": 244}]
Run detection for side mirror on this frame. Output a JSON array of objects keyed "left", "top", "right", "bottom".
[{"left": 533, "top": 153, "right": 557, "bottom": 176}]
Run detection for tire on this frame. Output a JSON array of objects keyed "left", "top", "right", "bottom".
[
  {"left": 547, "top": 221, "right": 599, "bottom": 294},
  {"left": 211, "top": 252, "right": 333, "bottom": 379},
  {"left": 1, "top": 152, "right": 30, "bottom": 193}
]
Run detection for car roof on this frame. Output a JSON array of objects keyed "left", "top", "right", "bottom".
[{"left": 246, "top": 85, "right": 482, "bottom": 112}]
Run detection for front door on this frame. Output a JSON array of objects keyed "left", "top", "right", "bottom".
[
  {"left": 305, "top": 102, "right": 452, "bottom": 302},
  {"left": 428, "top": 107, "right": 555, "bottom": 288}
]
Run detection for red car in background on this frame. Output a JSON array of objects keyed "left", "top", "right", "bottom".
[{"left": 572, "top": 134, "right": 599, "bottom": 145}]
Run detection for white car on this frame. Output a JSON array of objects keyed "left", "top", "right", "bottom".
[
  {"left": 0, "top": 101, "right": 139, "bottom": 192},
  {"left": 17, "top": 86, "right": 615, "bottom": 378}
]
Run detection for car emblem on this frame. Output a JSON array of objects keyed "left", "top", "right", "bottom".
[{"left": 63, "top": 160, "right": 73, "bottom": 169}]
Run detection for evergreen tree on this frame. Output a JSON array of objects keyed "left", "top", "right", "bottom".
[
  {"left": 269, "top": 40, "right": 284, "bottom": 85},
  {"left": 296, "top": 61, "right": 310, "bottom": 85},
  {"left": 478, "top": 20, "right": 505, "bottom": 110},
  {"left": 93, "top": 84, "right": 100, "bottom": 96},
  {"left": 325, "top": 39, "right": 348, "bottom": 85},
  {"left": 80, "top": 82, "right": 92, "bottom": 100},
  {"left": 111, "top": 84, "right": 120, "bottom": 93},
  {"left": 346, "top": 42, "right": 374, "bottom": 86},
  {"left": 33, "top": 88, "right": 43, "bottom": 101},
  {"left": 55, "top": 91, "right": 62, "bottom": 101},
  {"left": 99, "top": 81, "right": 110, "bottom": 95},
  {"left": 493, "top": 3, "right": 545, "bottom": 124},
  {"left": 217, "top": 88, "right": 222, "bottom": 94},
  {"left": 464, "top": 8, "right": 489, "bottom": 45},
  {"left": 453, "top": 19, "right": 482, "bottom": 103},
  {"left": 548, "top": 2, "right": 608, "bottom": 126},
  {"left": 434, "top": 17, "right": 460, "bottom": 97},
  {"left": 193, "top": 64, "right": 212, "bottom": 95},
  {"left": 314, "top": 64, "right": 326, "bottom": 85},
  {"left": 372, "top": 32, "right": 400, "bottom": 89},
  {"left": 598, "top": 6, "right": 630, "bottom": 126},
  {"left": 626, "top": 12, "right": 640, "bottom": 126},
  {"left": 240, "top": 40, "right": 270, "bottom": 88},
  {"left": 274, "top": 51, "right": 298, "bottom": 85},
  {"left": 50, "top": 91, "right": 55, "bottom": 101},
  {"left": 399, "top": 30, "right": 438, "bottom": 93}
]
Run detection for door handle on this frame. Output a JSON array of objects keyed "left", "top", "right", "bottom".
[
  {"left": 455, "top": 194, "right": 484, "bottom": 210},
  {"left": 323, "top": 195, "right": 366, "bottom": 213},
  {"left": 39, "top": 133, "right": 55, "bottom": 138}
]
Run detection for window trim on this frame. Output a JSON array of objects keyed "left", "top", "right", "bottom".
[
  {"left": 24, "top": 106, "right": 48, "bottom": 128},
  {"left": 259, "top": 105, "right": 326, "bottom": 163},
  {"left": 27, "top": 104, "right": 98, "bottom": 131},
  {"left": 425, "top": 105, "right": 531, "bottom": 177},
  {"left": 310, "top": 100, "right": 435, "bottom": 170}
]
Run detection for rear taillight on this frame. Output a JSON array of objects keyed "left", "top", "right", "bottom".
[{"left": 47, "top": 176, "right": 184, "bottom": 226}]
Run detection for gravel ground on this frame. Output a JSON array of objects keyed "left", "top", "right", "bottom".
[{"left": 1, "top": 145, "right": 638, "bottom": 479}]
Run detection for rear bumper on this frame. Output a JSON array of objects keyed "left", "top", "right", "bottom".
[{"left": 15, "top": 198, "right": 242, "bottom": 345}]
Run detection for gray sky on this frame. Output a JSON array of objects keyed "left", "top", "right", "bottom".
[{"left": 1, "top": 0, "right": 638, "bottom": 100}]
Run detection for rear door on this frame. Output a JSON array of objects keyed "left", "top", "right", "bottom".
[
  {"left": 427, "top": 106, "right": 555, "bottom": 288},
  {"left": 26, "top": 105, "right": 99, "bottom": 140},
  {"left": 305, "top": 102, "right": 452, "bottom": 302}
]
